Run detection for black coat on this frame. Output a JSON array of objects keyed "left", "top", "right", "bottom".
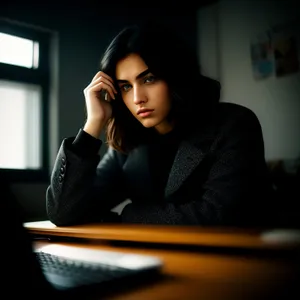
[{"left": 46, "top": 102, "right": 275, "bottom": 227}]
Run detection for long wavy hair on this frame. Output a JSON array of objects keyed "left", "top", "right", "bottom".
[{"left": 100, "top": 19, "right": 221, "bottom": 153}]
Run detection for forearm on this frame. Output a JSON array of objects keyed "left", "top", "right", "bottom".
[
  {"left": 83, "top": 118, "right": 106, "bottom": 139},
  {"left": 120, "top": 201, "right": 209, "bottom": 225},
  {"left": 46, "top": 135, "right": 128, "bottom": 226},
  {"left": 46, "top": 138, "right": 102, "bottom": 225}
]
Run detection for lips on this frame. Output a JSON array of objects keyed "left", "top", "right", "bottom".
[{"left": 137, "top": 108, "right": 154, "bottom": 115}]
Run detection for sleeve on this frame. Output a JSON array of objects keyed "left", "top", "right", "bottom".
[
  {"left": 71, "top": 128, "right": 102, "bottom": 157},
  {"left": 121, "top": 107, "right": 274, "bottom": 227},
  {"left": 46, "top": 130, "right": 128, "bottom": 226}
]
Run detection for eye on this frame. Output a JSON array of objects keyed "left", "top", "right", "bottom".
[
  {"left": 144, "top": 75, "right": 156, "bottom": 83},
  {"left": 120, "top": 84, "right": 131, "bottom": 92}
]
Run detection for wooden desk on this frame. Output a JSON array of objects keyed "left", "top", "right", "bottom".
[{"left": 25, "top": 221, "right": 300, "bottom": 300}]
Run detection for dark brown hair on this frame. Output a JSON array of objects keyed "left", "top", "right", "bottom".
[{"left": 100, "top": 19, "right": 221, "bottom": 153}]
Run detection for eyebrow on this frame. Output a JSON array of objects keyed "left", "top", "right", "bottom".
[{"left": 116, "top": 69, "right": 151, "bottom": 84}]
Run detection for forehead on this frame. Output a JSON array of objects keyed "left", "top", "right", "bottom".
[{"left": 115, "top": 53, "right": 148, "bottom": 80}]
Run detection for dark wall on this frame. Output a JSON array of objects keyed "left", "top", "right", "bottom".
[
  {"left": 0, "top": 2, "right": 199, "bottom": 221},
  {"left": 2, "top": 2, "right": 199, "bottom": 142}
]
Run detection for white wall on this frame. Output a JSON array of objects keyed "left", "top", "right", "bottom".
[{"left": 198, "top": 0, "right": 300, "bottom": 160}]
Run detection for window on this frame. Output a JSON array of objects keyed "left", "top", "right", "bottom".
[
  {"left": 0, "top": 32, "right": 39, "bottom": 68},
  {"left": 0, "top": 20, "right": 50, "bottom": 181}
]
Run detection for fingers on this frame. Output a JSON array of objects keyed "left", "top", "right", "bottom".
[
  {"left": 92, "top": 71, "right": 115, "bottom": 89},
  {"left": 92, "top": 70, "right": 107, "bottom": 80},
  {"left": 89, "top": 82, "right": 115, "bottom": 101},
  {"left": 93, "top": 76, "right": 118, "bottom": 94},
  {"left": 86, "top": 71, "right": 117, "bottom": 100}
]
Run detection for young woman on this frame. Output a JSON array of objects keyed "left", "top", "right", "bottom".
[{"left": 46, "top": 20, "right": 275, "bottom": 227}]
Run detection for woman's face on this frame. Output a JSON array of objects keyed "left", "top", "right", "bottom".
[{"left": 115, "top": 53, "right": 174, "bottom": 134}]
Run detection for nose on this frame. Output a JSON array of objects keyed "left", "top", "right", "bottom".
[{"left": 133, "top": 86, "right": 147, "bottom": 105}]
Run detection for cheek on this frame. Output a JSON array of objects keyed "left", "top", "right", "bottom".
[
  {"left": 156, "top": 89, "right": 172, "bottom": 110},
  {"left": 122, "top": 97, "right": 137, "bottom": 116},
  {"left": 122, "top": 95, "right": 133, "bottom": 109}
]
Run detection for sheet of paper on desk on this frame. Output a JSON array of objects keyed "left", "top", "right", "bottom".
[{"left": 24, "top": 220, "right": 57, "bottom": 228}]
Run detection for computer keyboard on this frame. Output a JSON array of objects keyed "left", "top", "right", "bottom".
[
  {"left": 35, "top": 251, "right": 134, "bottom": 289},
  {"left": 34, "top": 244, "right": 163, "bottom": 291}
]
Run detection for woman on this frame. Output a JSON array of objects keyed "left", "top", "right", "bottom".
[{"left": 46, "top": 20, "right": 274, "bottom": 227}]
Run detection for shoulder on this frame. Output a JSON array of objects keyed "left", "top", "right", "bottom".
[
  {"left": 209, "top": 102, "right": 266, "bottom": 156},
  {"left": 214, "top": 102, "right": 263, "bottom": 135},
  {"left": 217, "top": 102, "right": 260, "bottom": 123},
  {"left": 188, "top": 102, "right": 265, "bottom": 151},
  {"left": 185, "top": 102, "right": 263, "bottom": 153},
  {"left": 190, "top": 102, "right": 262, "bottom": 138}
]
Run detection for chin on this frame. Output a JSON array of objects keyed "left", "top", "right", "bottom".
[{"left": 140, "top": 119, "right": 160, "bottom": 128}]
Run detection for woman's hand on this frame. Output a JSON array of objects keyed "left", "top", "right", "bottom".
[{"left": 83, "top": 71, "right": 118, "bottom": 138}]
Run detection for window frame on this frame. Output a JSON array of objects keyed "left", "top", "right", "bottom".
[{"left": 0, "top": 20, "right": 50, "bottom": 182}]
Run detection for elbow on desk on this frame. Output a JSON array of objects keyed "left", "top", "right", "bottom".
[
  {"left": 45, "top": 186, "right": 120, "bottom": 226},
  {"left": 45, "top": 186, "right": 73, "bottom": 226}
]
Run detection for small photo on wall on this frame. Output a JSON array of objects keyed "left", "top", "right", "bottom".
[{"left": 250, "top": 39, "right": 274, "bottom": 79}]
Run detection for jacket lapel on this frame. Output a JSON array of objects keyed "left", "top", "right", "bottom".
[
  {"left": 123, "top": 119, "right": 217, "bottom": 199},
  {"left": 165, "top": 125, "right": 216, "bottom": 198}
]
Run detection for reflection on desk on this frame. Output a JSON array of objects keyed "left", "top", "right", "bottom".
[
  {"left": 26, "top": 221, "right": 300, "bottom": 300},
  {"left": 25, "top": 220, "right": 300, "bottom": 250}
]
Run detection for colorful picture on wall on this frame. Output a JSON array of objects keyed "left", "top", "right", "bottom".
[
  {"left": 251, "top": 18, "right": 300, "bottom": 79},
  {"left": 250, "top": 40, "right": 274, "bottom": 79}
]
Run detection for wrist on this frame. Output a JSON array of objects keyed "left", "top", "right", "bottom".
[{"left": 83, "top": 119, "right": 106, "bottom": 139}]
